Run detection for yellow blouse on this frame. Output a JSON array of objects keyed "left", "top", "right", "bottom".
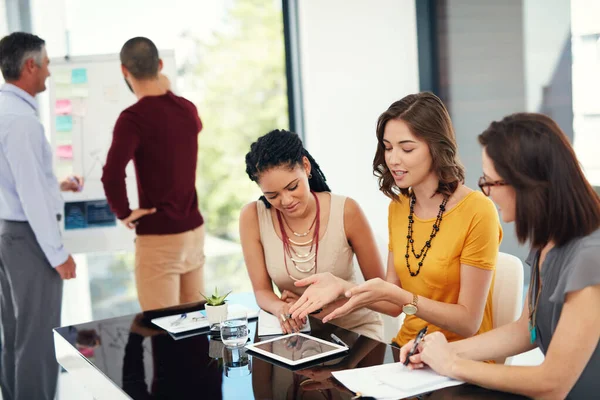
[{"left": 389, "top": 191, "right": 503, "bottom": 346}]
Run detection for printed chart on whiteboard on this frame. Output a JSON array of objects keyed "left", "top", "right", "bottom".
[
  {"left": 46, "top": 52, "right": 177, "bottom": 253},
  {"left": 50, "top": 63, "right": 134, "bottom": 185}
]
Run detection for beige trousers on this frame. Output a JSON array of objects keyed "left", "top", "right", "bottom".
[{"left": 135, "top": 225, "right": 205, "bottom": 311}]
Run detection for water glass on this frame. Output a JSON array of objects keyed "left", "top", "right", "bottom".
[{"left": 220, "top": 309, "right": 248, "bottom": 348}]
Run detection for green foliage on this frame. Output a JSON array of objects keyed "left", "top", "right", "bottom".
[
  {"left": 200, "top": 286, "right": 232, "bottom": 306},
  {"left": 180, "top": 0, "right": 289, "bottom": 239}
]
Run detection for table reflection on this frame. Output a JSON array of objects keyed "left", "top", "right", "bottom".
[
  {"left": 122, "top": 314, "right": 223, "bottom": 399},
  {"left": 223, "top": 346, "right": 252, "bottom": 378}
]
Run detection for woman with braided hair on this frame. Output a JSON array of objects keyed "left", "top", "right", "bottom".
[{"left": 240, "top": 129, "right": 384, "bottom": 340}]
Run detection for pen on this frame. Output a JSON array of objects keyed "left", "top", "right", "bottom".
[
  {"left": 403, "top": 326, "right": 428, "bottom": 366},
  {"left": 330, "top": 333, "right": 349, "bottom": 348},
  {"left": 170, "top": 313, "right": 187, "bottom": 326}
]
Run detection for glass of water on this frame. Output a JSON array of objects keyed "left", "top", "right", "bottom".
[{"left": 220, "top": 309, "right": 248, "bottom": 348}]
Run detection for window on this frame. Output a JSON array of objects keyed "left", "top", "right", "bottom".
[
  {"left": 32, "top": 0, "right": 289, "bottom": 320},
  {"left": 572, "top": 0, "right": 600, "bottom": 186}
]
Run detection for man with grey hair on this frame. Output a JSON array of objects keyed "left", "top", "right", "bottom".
[{"left": 0, "top": 32, "right": 83, "bottom": 400}]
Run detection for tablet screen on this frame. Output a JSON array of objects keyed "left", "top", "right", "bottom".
[{"left": 247, "top": 333, "right": 347, "bottom": 365}]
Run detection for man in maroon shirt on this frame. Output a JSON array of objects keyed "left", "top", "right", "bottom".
[{"left": 102, "top": 37, "right": 205, "bottom": 311}]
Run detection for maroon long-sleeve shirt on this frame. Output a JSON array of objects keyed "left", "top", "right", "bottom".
[{"left": 101, "top": 91, "right": 203, "bottom": 235}]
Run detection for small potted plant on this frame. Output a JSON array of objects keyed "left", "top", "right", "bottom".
[{"left": 201, "top": 287, "right": 231, "bottom": 329}]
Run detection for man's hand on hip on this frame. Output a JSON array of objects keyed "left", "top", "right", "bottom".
[
  {"left": 121, "top": 208, "right": 157, "bottom": 229},
  {"left": 56, "top": 255, "right": 77, "bottom": 280}
]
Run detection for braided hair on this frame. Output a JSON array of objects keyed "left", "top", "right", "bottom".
[{"left": 245, "top": 129, "right": 330, "bottom": 208}]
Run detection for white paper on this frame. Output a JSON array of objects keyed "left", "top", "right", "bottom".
[
  {"left": 257, "top": 309, "right": 310, "bottom": 336},
  {"left": 332, "top": 362, "right": 464, "bottom": 400},
  {"left": 151, "top": 310, "right": 209, "bottom": 334},
  {"left": 151, "top": 304, "right": 259, "bottom": 334}
]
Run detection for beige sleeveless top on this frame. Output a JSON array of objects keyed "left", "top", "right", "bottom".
[{"left": 257, "top": 193, "right": 383, "bottom": 341}]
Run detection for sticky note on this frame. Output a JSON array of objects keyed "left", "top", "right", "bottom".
[
  {"left": 56, "top": 115, "right": 73, "bottom": 132},
  {"left": 54, "top": 70, "right": 71, "bottom": 84},
  {"left": 70, "top": 85, "right": 89, "bottom": 98},
  {"left": 56, "top": 145, "right": 73, "bottom": 160},
  {"left": 71, "top": 68, "right": 88, "bottom": 84},
  {"left": 55, "top": 84, "right": 72, "bottom": 99},
  {"left": 56, "top": 161, "right": 73, "bottom": 181},
  {"left": 56, "top": 130, "right": 72, "bottom": 145},
  {"left": 54, "top": 99, "right": 72, "bottom": 115}
]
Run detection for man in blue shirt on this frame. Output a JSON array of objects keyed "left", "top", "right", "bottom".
[{"left": 0, "top": 32, "right": 83, "bottom": 400}]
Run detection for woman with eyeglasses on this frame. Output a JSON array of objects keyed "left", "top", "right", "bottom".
[
  {"left": 289, "top": 92, "right": 503, "bottom": 348},
  {"left": 400, "top": 113, "right": 600, "bottom": 399}
]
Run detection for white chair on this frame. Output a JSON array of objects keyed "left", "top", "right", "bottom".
[{"left": 492, "top": 252, "right": 524, "bottom": 364}]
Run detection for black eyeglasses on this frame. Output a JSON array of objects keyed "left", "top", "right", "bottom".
[{"left": 478, "top": 176, "right": 508, "bottom": 196}]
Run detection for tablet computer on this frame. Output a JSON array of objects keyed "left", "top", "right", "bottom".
[{"left": 245, "top": 332, "right": 348, "bottom": 366}]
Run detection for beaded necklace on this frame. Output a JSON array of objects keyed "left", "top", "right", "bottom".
[{"left": 405, "top": 194, "right": 449, "bottom": 277}]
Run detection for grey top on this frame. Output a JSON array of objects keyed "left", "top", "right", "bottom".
[{"left": 526, "top": 228, "right": 600, "bottom": 399}]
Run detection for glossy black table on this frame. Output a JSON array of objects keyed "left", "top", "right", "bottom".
[{"left": 54, "top": 295, "right": 527, "bottom": 400}]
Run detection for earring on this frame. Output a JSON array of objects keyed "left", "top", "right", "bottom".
[{"left": 308, "top": 173, "right": 312, "bottom": 179}]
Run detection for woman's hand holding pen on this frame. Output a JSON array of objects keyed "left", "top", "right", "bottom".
[
  {"left": 417, "top": 332, "right": 459, "bottom": 377},
  {"left": 400, "top": 331, "right": 458, "bottom": 377},
  {"left": 400, "top": 326, "right": 428, "bottom": 369},
  {"left": 399, "top": 339, "right": 425, "bottom": 370}
]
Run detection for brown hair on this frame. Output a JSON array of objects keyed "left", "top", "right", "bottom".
[
  {"left": 373, "top": 92, "right": 465, "bottom": 201},
  {"left": 479, "top": 113, "right": 600, "bottom": 248}
]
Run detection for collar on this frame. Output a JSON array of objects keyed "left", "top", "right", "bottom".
[
  {"left": 525, "top": 248, "right": 537, "bottom": 267},
  {"left": 0, "top": 83, "right": 38, "bottom": 112}
]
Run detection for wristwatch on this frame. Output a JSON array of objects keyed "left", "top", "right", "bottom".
[{"left": 402, "top": 293, "right": 419, "bottom": 315}]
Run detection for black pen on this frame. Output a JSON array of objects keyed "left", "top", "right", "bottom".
[{"left": 403, "top": 326, "right": 428, "bottom": 366}]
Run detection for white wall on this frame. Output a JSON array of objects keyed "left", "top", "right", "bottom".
[
  {"left": 440, "top": 0, "right": 529, "bottom": 260},
  {"left": 30, "top": 0, "right": 68, "bottom": 57},
  {"left": 0, "top": 0, "right": 7, "bottom": 85},
  {"left": 524, "top": 0, "right": 573, "bottom": 145},
  {"left": 572, "top": 0, "right": 600, "bottom": 185},
  {"left": 298, "top": 0, "right": 420, "bottom": 258},
  {"left": 524, "top": 0, "right": 572, "bottom": 113},
  {"left": 297, "top": 0, "right": 419, "bottom": 341},
  {"left": 0, "top": 0, "right": 7, "bottom": 37}
]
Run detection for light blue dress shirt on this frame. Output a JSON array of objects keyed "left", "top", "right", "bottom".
[{"left": 0, "top": 83, "right": 68, "bottom": 267}]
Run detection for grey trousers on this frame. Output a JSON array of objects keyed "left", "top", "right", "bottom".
[{"left": 0, "top": 220, "right": 63, "bottom": 400}]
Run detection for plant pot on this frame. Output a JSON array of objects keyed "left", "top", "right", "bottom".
[{"left": 204, "top": 303, "right": 228, "bottom": 329}]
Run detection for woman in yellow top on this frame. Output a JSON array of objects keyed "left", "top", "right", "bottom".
[{"left": 289, "top": 92, "right": 503, "bottom": 346}]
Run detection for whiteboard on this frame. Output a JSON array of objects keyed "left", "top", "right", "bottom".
[{"left": 47, "top": 51, "right": 177, "bottom": 254}]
